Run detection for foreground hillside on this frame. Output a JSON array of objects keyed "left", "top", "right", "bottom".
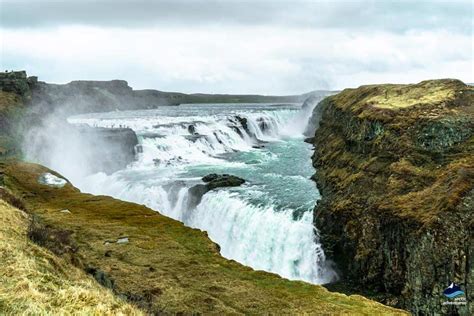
[
  {"left": 0, "top": 197, "right": 142, "bottom": 314},
  {"left": 0, "top": 161, "right": 405, "bottom": 314},
  {"left": 310, "top": 79, "right": 473, "bottom": 315}
]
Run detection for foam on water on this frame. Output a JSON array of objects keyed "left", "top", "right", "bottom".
[{"left": 68, "top": 103, "right": 337, "bottom": 284}]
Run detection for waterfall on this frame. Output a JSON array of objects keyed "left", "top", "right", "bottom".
[{"left": 65, "top": 104, "right": 337, "bottom": 284}]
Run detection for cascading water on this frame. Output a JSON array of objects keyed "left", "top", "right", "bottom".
[{"left": 67, "top": 103, "right": 337, "bottom": 284}]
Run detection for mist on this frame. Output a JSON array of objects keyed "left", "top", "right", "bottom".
[{"left": 22, "top": 104, "right": 138, "bottom": 185}]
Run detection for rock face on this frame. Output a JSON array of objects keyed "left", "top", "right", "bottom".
[
  {"left": 310, "top": 79, "right": 473, "bottom": 315},
  {"left": 0, "top": 71, "right": 37, "bottom": 157},
  {"left": 0, "top": 71, "right": 35, "bottom": 99},
  {"left": 73, "top": 126, "right": 139, "bottom": 174},
  {"left": 303, "top": 94, "right": 332, "bottom": 137},
  {"left": 202, "top": 173, "right": 245, "bottom": 189},
  {"left": 188, "top": 174, "right": 245, "bottom": 208}
]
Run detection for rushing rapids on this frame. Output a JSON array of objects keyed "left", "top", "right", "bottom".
[{"left": 66, "top": 103, "right": 337, "bottom": 284}]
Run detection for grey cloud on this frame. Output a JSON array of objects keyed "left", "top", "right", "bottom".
[{"left": 1, "top": 0, "right": 471, "bottom": 33}]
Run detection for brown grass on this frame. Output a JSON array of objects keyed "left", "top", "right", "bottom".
[
  {"left": 0, "top": 161, "right": 407, "bottom": 315},
  {"left": 0, "top": 199, "right": 143, "bottom": 315}
]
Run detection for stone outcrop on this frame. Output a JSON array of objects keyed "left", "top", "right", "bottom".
[
  {"left": 202, "top": 173, "right": 246, "bottom": 189},
  {"left": 0, "top": 71, "right": 36, "bottom": 99},
  {"left": 309, "top": 79, "right": 473, "bottom": 315},
  {"left": 188, "top": 174, "right": 245, "bottom": 208},
  {"left": 303, "top": 95, "right": 328, "bottom": 137},
  {"left": 73, "top": 126, "right": 139, "bottom": 174},
  {"left": 0, "top": 71, "right": 37, "bottom": 157}
]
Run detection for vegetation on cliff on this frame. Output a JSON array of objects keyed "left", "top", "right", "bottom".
[
  {"left": 0, "top": 161, "right": 405, "bottom": 315},
  {"left": 0, "top": 70, "right": 404, "bottom": 314},
  {"left": 0, "top": 91, "right": 25, "bottom": 157},
  {"left": 310, "top": 79, "right": 473, "bottom": 314},
  {"left": 0, "top": 197, "right": 142, "bottom": 314}
]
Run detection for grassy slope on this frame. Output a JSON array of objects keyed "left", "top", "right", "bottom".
[
  {"left": 0, "top": 91, "right": 24, "bottom": 156},
  {"left": 0, "top": 161, "right": 406, "bottom": 315},
  {"left": 315, "top": 79, "right": 474, "bottom": 224},
  {"left": 0, "top": 198, "right": 142, "bottom": 315},
  {"left": 333, "top": 79, "right": 464, "bottom": 110}
]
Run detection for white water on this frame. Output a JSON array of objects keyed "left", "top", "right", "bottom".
[{"left": 66, "top": 103, "right": 337, "bottom": 284}]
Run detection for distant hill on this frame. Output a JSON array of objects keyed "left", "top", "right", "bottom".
[{"left": 0, "top": 71, "right": 334, "bottom": 116}]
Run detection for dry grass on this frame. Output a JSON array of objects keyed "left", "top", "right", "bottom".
[
  {"left": 329, "top": 79, "right": 471, "bottom": 119},
  {"left": 0, "top": 91, "right": 21, "bottom": 112},
  {"left": 0, "top": 199, "right": 143, "bottom": 315},
  {"left": 0, "top": 161, "right": 407, "bottom": 315}
]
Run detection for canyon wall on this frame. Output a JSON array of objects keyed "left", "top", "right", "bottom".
[{"left": 310, "top": 79, "right": 473, "bottom": 315}]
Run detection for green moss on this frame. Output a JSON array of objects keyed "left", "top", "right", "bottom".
[
  {"left": 331, "top": 79, "right": 469, "bottom": 111},
  {"left": 312, "top": 79, "right": 473, "bottom": 314},
  {"left": 0, "top": 161, "right": 406, "bottom": 315},
  {"left": 314, "top": 79, "right": 474, "bottom": 222},
  {"left": 0, "top": 91, "right": 25, "bottom": 158}
]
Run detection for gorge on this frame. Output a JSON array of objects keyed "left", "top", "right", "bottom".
[{"left": 1, "top": 71, "right": 472, "bottom": 315}]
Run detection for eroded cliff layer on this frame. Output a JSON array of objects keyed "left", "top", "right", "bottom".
[{"left": 311, "top": 79, "right": 473, "bottom": 315}]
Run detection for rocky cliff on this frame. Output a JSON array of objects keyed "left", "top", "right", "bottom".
[
  {"left": 0, "top": 72, "right": 37, "bottom": 157},
  {"left": 73, "top": 126, "right": 138, "bottom": 174},
  {"left": 310, "top": 79, "right": 473, "bottom": 315}
]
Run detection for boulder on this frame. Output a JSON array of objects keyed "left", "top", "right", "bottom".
[
  {"left": 188, "top": 124, "right": 198, "bottom": 135},
  {"left": 188, "top": 174, "right": 245, "bottom": 208},
  {"left": 202, "top": 174, "right": 245, "bottom": 189}
]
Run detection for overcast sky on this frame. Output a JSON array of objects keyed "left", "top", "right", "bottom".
[{"left": 0, "top": 0, "right": 472, "bottom": 94}]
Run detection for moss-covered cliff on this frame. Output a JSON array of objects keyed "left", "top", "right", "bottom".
[
  {"left": 0, "top": 71, "right": 37, "bottom": 158},
  {"left": 310, "top": 79, "right": 473, "bottom": 315}
]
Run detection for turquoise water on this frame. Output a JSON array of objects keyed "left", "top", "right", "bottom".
[
  {"left": 184, "top": 138, "right": 319, "bottom": 218},
  {"left": 69, "top": 103, "right": 336, "bottom": 284}
]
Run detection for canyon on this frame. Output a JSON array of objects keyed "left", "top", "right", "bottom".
[{"left": 1, "top": 71, "right": 472, "bottom": 314}]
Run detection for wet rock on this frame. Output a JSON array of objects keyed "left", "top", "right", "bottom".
[
  {"left": 202, "top": 174, "right": 245, "bottom": 190},
  {"left": 188, "top": 174, "right": 246, "bottom": 208},
  {"left": 73, "top": 126, "right": 139, "bottom": 175},
  {"left": 213, "top": 132, "right": 224, "bottom": 145},
  {"left": 257, "top": 117, "right": 269, "bottom": 131},
  {"left": 187, "top": 184, "right": 209, "bottom": 209},
  {"left": 184, "top": 134, "right": 205, "bottom": 142},
  {"left": 235, "top": 116, "right": 250, "bottom": 134},
  {"left": 230, "top": 126, "right": 244, "bottom": 138},
  {"left": 188, "top": 124, "right": 199, "bottom": 135}
]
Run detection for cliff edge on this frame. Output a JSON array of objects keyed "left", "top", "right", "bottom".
[
  {"left": 310, "top": 79, "right": 473, "bottom": 315},
  {"left": 0, "top": 161, "right": 405, "bottom": 315}
]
